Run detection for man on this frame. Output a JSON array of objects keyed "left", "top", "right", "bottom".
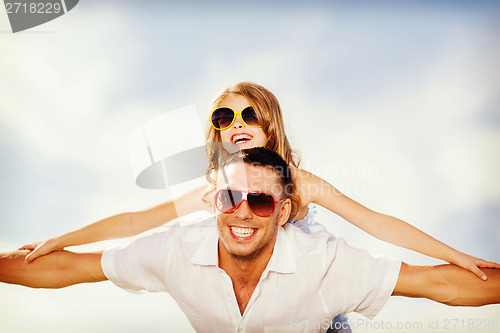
[{"left": 1, "top": 148, "right": 499, "bottom": 332}]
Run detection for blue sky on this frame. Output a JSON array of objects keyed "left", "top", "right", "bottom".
[{"left": 1, "top": 1, "right": 499, "bottom": 332}]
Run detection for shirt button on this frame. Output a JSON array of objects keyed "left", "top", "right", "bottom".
[{"left": 237, "top": 328, "right": 242, "bottom": 332}]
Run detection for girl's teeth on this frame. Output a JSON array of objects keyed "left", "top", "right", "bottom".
[
  {"left": 236, "top": 138, "right": 249, "bottom": 143},
  {"left": 233, "top": 134, "right": 252, "bottom": 144}
]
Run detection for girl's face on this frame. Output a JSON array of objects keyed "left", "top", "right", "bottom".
[{"left": 218, "top": 94, "right": 268, "bottom": 149}]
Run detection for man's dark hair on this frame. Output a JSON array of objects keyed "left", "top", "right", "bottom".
[{"left": 239, "top": 147, "right": 294, "bottom": 198}]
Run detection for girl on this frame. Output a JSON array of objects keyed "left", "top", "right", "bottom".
[{"left": 21, "top": 82, "right": 499, "bottom": 284}]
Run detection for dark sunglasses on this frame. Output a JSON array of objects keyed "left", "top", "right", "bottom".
[
  {"left": 209, "top": 106, "right": 261, "bottom": 130},
  {"left": 214, "top": 189, "right": 284, "bottom": 217}
]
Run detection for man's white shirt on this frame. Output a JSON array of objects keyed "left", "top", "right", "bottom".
[{"left": 102, "top": 218, "right": 401, "bottom": 333}]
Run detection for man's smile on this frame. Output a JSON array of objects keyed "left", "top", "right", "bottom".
[{"left": 229, "top": 226, "right": 258, "bottom": 241}]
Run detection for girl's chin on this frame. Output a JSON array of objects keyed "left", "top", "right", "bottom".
[
  {"left": 225, "top": 140, "right": 258, "bottom": 149},
  {"left": 237, "top": 142, "right": 258, "bottom": 149}
]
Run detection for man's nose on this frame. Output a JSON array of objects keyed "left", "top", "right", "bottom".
[{"left": 233, "top": 200, "right": 253, "bottom": 219}]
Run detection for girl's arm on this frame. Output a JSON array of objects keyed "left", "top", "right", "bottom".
[
  {"left": 19, "top": 184, "right": 211, "bottom": 263},
  {"left": 295, "top": 169, "right": 500, "bottom": 280}
]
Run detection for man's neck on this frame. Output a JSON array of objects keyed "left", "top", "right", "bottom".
[{"left": 217, "top": 238, "right": 277, "bottom": 315}]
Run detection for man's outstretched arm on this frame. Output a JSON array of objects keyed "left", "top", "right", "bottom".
[
  {"left": 393, "top": 263, "right": 500, "bottom": 306},
  {"left": 0, "top": 250, "right": 107, "bottom": 288}
]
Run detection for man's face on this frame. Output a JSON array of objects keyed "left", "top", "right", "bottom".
[{"left": 215, "top": 162, "right": 291, "bottom": 261}]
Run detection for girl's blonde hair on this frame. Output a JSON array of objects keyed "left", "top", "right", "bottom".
[{"left": 204, "top": 82, "right": 301, "bottom": 220}]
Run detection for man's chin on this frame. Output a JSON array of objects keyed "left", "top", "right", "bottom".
[
  {"left": 229, "top": 249, "right": 261, "bottom": 261},
  {"left": 224, "top": 242, "right": 261, "bottom": 261}
]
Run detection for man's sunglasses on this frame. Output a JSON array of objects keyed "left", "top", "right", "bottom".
[
  {"left": 214, "top": 189, "right": 284, "bottom": 217},
  {"left": 209, "top": 106, "right": 262, "bottom": 130}
]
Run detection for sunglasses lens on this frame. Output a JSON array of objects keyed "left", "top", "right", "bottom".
[
  {"left": 211, "top": 108, "right": 235, "bottom": 129},
  {"left": 216, "top": 190, "right": 277, "bottom": 217},
  {"left": 241, "top": 107, "right": 260, "bottom": 127},
  {"left": 247, "top": 192, "right": 275, "bottom": 217},
  {"left": 216, "top": 189, "right": 243, "bottom": 213}
]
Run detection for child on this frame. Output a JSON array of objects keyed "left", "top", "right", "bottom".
[{"left": 21, "top": 82, "right": 499, "bottom": 284}]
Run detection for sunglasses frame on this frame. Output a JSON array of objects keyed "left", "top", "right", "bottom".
[
  {"left": 214, "top": 189, "right": 285, "bottom": 217},
  {"left": 209, "top": 106, "right": 262, "bottom": 130}
]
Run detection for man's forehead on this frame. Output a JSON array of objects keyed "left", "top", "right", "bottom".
[{"left": 217, "top": 161, "right": 281, "bottom": 192}]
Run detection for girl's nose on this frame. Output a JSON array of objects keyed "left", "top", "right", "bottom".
[{"left": 232, "top": 115, "right": 245, "bottom": 128}]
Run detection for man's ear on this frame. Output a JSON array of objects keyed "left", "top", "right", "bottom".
[{"left": 277, "top": 198, "right": 292, "bottom": 226}]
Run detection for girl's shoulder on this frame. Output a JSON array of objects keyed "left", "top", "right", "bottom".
[
  {"left": 291, "top": 167, "right": 320, "bottom": 183},
  {"left": 291, "top": 167, "right": 328, "bottom": 206},
  {"left": 292, "top": 167, "right": 327, "bottom": 189}
]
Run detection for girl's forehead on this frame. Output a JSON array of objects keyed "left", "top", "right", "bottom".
[{"left": 219, "top": 94, "right": 252, "bottom": 109}]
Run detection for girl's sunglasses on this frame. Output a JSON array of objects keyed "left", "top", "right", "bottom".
[
  {"left": 210, "top": 106, "right": 262, "bottom": 130},
  {"left": 214, "top": 189, "right": 284, "bottom": 217}
]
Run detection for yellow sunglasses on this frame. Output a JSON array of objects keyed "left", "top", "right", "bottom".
[{"left": 209, "top": 106, "right": 262, "bottom": 130}]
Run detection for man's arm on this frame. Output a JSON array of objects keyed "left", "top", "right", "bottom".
[
  {"left": 393, "top": 263, "right": 500, "bottom": 306},
  {"left": 0, "top": 250, "right": 107, "bottom": 288}
]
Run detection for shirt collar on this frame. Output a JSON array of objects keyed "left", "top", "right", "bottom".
[
  {"left": 267, "top": 226, "right": 296, "bottom": 274},
  {"left": 190, "top": 221, "right": 219, "bottom": 266},
  {"left": 191, "top": 223, "right": 296, "bottom": 274}
]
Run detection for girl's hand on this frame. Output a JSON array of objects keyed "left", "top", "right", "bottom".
[
  {"left": 18, "top": 238, "right": 63, "bottom": 263},
  {"left": 452, "top": 252, "right": 500, "bottom": 281}
]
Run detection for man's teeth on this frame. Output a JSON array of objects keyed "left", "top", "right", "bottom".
[{"left": 231, "top": 226, "right": 256, "bottom": 237}]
